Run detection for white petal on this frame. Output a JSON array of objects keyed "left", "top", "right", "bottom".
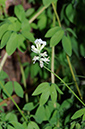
[
  {"left": 32, "top": 56, "right": 39, "bottom": 64},
  {"left": 34, "top": 39, "right": 46, "bottom": 46},
  {"left": 41, "top": 57, "right": 50, "bottom": 64},
  {"left": 31, "top": 45, "right": 40, "bottom": 53},
  {"left": 40, "top": 60, "right": 44, "bottom": 68},
  {"left": 40, "top": 51, "right": 48, "bottom": 57}
]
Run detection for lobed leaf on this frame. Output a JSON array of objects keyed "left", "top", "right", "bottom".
[{"left": 32, "top": 82, "right": 50, "bottom": 96}]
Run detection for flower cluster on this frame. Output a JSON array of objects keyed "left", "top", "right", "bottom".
[{"left": 31, "top": 39, "right": 50, "bottom": 68}]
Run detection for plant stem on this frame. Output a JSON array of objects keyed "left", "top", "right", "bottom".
[
  {"left": 66, "top": 55, "right": 83, "bottom": 100},
  {"left": 29, "top": 6, "right": 46, "bottom": 24},
  {"left": 17, "top": 53, "right": 28, "bottom": 102},
  {"left": 51, "top": 11, "right": 56, "bottom": 83},
  {"left": 44, "top": 66, "right": 85, "bottom": 106},
  {"left": 0, "top": 52, "right": 8, "bottom": 72},
  {"left": 51, "top": 47, "right": 55, "bottom": 83},
  {"left": 51, "top": 2, "right": 83, "bottom": 100},
  {"left": 0, "top": 81, "right": 28, "bottom": 122}
]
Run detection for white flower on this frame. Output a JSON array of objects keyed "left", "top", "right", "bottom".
[
  {"left": 31, "top": 39, "right": 50, "bottom": 68},
  {"left": 40, "top": 60, "right": 44, "bottom": 68},
  {"left": 31, "top": 39, "right": 46, "bottom": 54},
  {"left": 41, "top": 57, "right": 50, "bottom": 64},
  {"left": 40, "top": 51, "right": 48, "bottom": 57},
  {"left": 32, "top": 56, "right": 39, "bottom": 64}
]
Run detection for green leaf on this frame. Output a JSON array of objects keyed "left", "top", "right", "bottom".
[
  {"left": 80, "top": 44, "right": 85, "bottom": 57},
  {"left": 14, "top": 5, "right": 25, "bottom": 21},
  {"left": 17, "top": 34, "right": 26, "bottom": 52},
  {"left": 32, "top": 82, "right": 50, "bottom": 96},
  {"left": 0, "top": 23, "right": 9, "bottom": 39},
  {"left": 0, "top": 31, "right": 11, "bottom": 49},
  {"left": 28, "top": 121, "right": 40, "bottom": 129},
  {"left": 50, "top": 29, "right": 64, "bottom": 47},
  {"left": 30, "top": 63, "right": 40, "bottom": 78},
  {"left": 71, "top": 108, "right": 85, "bottom": 120},
  {"left": 49, "top": 110, "right": 58, "bottom": 125},
  {"left": 21, "top": 19, "right": 31, "bottom": 31},
  {"left": 3, "top": 81, "right": 13, "bottom": 99},
  {"left": 0, "top": 125, "right": 2, "bottom": 129},
  {"left": 45, "top": 126, "right": 52, "bottom": 129},
  {"left": 35, "top": 105, "right": 45, "bottom": 124},
  {"left": 45, "top": 105, "right": 51, "bottom": 120},
  {"left": 66, "top": 4, "right": 75, "bottom": 23},
  {"left": 0, "top": 0, "right": 6, "bottom": 6},
  {"left": 45, "top": 26, "right": 61, "bottom": 37},
  {"left": 75, "top": 123, "right": 81, "bottom": 129},
  {"left": 71, "top": 37, "right": 79, "bottom": 58},
  {"left": 37, "top": 14, "right": 47, "bottom": 30},
  {"left": 59, "top": 99, "right": 73, "bottom": 112},
  {"left": 62, "top": 35, "right": 72, "bottom": 56},
  {"left": 54, "top": 84, "right": 63, "bottom": 94},
  {"left": 22, "top": 30, "right": 35, "bottom": 42},
  {"left": 82, "top": 114, "right": 85, "bottom": 121},
  {"left": 25, "top": 8, "right": 35, "bottom": 17},
  {"left": 6, "top": 32, "right": 18, "bottom": 55},
  {"left": 5, "top": 112, "right": 18, "bottom": 122},
  {"left": 40, "top": 90, "right": 50, "bottom": 105},
  {"left": 8, "top": 20, "right": 21, "bottom": 32},
  {"left": 10, "top": 121, "right": 24, "bottom": 129},
  {"left": 66, "top": 28, "right": 77, "bottom": 38},
  {"left": 23, "top": 102, "right": 34, "bottom": 111},
  {"left": 0, "top": 70, "right": 8, "bottom": 80},
  {"left": 70, "top": 121, "right": 76, "bottom": 129},
  {"left": 50, "top": 84, "right": 57, "bottom": 103},
  {"left": 14, "top": 81, "right": 24, "bottom": 98},
  {"left": 43, "top": 0, "right": 57, "bottom": 7},
  {"left": 7, "top": 17, "right": 17, "bottom": 23},
  {"left": 7, "top": 125, "right": 15, "bottom": 129}
]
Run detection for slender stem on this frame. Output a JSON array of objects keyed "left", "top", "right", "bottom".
[
  {"left": 52, "top": 3, "right": 61, "bottom": 27},
  {"left": 0, "top": 81, "right": 28, "bottom": 122},
  {"left": 51, "top": 12, "right": 56, "bottom": 83},
  {"left": 51, "top": 47, "right": 55, "bottom": 83},
  {"left": 66, "top": 55, "right": 83, "bottom": 100},
  {"left": 29, "top": 6, "right": 46, "bottom": 24},
  {"left": 0, "top": 52, "right": 8, "bottom": 71},
  {"left": 44, "top": 66, "right": 85, "bottom": 106},
  {"left": 17, "top": 53, "right": 28, "bottom": 102},
  {"left": 52, "top": 2, "right": 83, "bottom": 100}
]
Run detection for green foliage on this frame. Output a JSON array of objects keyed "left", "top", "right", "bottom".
[
  {"left": 62, "top": 35, "right": 72, "bottom": 56},
  {"left": 0, "top": 0, "right": 85, "bottom": 129},
  {"left": 43, "top": 0, "right": 57, "bottom": 7},
  {"left": 14, "top": 81, "right": 24, "bottom": 98},
  {"left": 45, "top": 26, "right": 64, "bottom": 47},
  {"left": 71, "top": 108, "right": 85, "bottom": 120}
]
